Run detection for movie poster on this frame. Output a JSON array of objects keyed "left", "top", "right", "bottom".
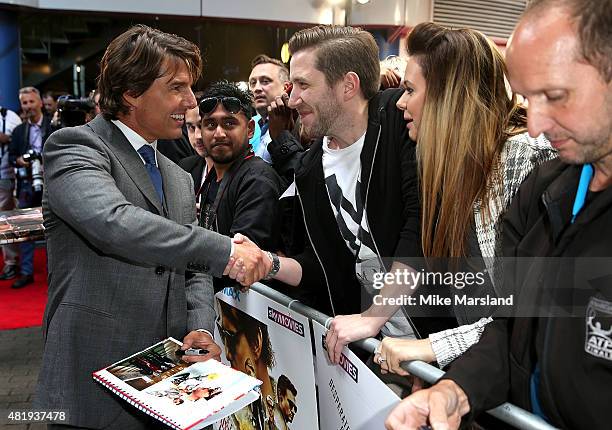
[
  {"left": 214, "top": 287, "right": 319, "bottom": 430},
  {"left": 312, "top": 321, "right": 400, "bottom": 430}
]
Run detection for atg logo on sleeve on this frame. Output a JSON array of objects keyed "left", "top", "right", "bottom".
[{"left": 585, "top": 296, "right": 612, "bottom": 361}]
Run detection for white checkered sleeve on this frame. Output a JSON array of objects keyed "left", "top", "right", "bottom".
[{"left": 429, "top": 317, "right": 493, "bottom": 368}]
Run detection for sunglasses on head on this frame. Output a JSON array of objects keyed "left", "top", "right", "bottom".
[{"left": 199, "top": 97, "right": 245, "bottom": 116}]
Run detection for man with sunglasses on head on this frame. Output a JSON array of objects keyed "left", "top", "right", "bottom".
[
  {"left": 197, "top": 81, "right": 281, "bottom": 291},
  {"left": 34, "top": 26, "right": 271, "bottom": 430}
]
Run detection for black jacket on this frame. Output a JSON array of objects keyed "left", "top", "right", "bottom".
[
  {"left": 178, "top": 154, "right": 206, "bottom": 193},
  {"left": 445, "top": 158, "right": 612, "bottom": 429},
  {"left": 179, "top": 153, "right": 281, "bottom": 251},
  {"left": 9, "top": 115, "right": 54, "bottom": 164},
  {"left": 272, "top": 89, "right": 442, "bottom": 332},
  {"left": 210, "top": 154, "right": 281, "bottom": 251}
]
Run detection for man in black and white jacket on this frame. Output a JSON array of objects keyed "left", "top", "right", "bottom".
[{"left": 228, "top": 25, "right": 454, "bottom": 364}]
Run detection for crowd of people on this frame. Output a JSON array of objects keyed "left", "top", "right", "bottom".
[{"left": 0, "top": 0, "right": 607, "bottom": 428}]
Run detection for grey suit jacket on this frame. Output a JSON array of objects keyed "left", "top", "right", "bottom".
[{"left": 34, "top": 116, "right": 232, "bottom": 429}]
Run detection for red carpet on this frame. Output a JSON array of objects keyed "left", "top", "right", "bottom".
[{"left": 0, "top": 247, "right": 48, "bottom": 330}]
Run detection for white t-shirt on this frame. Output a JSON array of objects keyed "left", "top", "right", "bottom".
[
  {"left": 322, "top": 133, "right": 382, "bottom": 286},
  {"left": 322, "top": 133, "right": 415, "bottom": 339}
]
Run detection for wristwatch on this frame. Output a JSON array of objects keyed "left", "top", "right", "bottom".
[{"left": 264, "top": 251, "right": 280, "bottom": 280}]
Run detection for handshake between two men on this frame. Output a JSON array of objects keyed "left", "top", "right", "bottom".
[{"left": 223, "top": 233, "right": 273, "bottom": 288}]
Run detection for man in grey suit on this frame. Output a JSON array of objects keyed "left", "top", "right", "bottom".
[{"left": 34, "top": 25, "right": 271, "bottom": 429}]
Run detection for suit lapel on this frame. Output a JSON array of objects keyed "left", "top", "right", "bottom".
[
  {"left": 158, "top": 153, "right": 182, "bottom": 222},
  {"left": 88, "top": 116, "right": 164, "bottom": 215}
]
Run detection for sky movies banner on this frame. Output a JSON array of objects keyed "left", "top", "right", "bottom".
[{"left": 312, "top": 321, "right": 400, "bottom": 430}]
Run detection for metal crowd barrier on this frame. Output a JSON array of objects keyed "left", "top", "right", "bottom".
[{"left": 250, "top": 283, "right": 557, "bottom": 430}]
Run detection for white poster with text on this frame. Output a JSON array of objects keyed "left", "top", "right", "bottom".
[{"left": 312, "top": 321, "right": 399, "bottom": 430}]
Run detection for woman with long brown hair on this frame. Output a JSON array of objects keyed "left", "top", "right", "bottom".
[{"left": 375, "top": 22, "right": 555, "bottom": 374}]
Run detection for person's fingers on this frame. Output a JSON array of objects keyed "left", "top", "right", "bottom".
[
  {"left": 233, "top": 233, "right": 244, "bottom": 242},
  {"left": 394, "top": 363, "right": 410, "bottom": 377},
  {"left": 181, "top": 337, "right": 194, "bottom": 350},
  {"left": 241, "top": 265, "right": 255, "bottom": 286},
  {"left": 325, "top": 328, "right": 338, "bottom": 363},
  {"left": 379, "top": 355, "right": 390, "bottom": 373},
  {"left": 223, "top": 256, "right": 235, "bottom": 276},
  {"left": 237, "top": 270, "right": 247, "bottom": 284},
  {"left": 385, "top": 397, "right": 423, "bottom": 430},
  {"left": 429, "top": 391, "right": 452, "bottom": 430},
  {"left": 388, "top": 351, "right": 406, "bottom": 375},
  {"left": 332, "top": 331, "right": 347, "bottom": 364},
  {"left": 227, "top": 257, "right": 244, "bottom": 279}
]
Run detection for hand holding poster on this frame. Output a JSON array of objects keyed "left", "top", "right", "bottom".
[{"left": 312, "top": 321, "right": 400, "bottom": 430}]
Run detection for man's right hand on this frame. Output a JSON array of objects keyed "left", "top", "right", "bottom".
[
  {"left": 268, "top": 93, "right": 295, "bottom": 140},
  {"left": 385, "top": 380, "right": 470, "bottom": 430},
  {"left": 223, "top": 233, "right": 271, "bottom": 287}
]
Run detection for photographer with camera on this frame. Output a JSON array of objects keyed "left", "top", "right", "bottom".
[{"left": 9, "top": 86, "right": 55, "bottom": 289}]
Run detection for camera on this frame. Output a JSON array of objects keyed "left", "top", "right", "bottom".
[
  {"left": 57, "top": 95, "right": 95, "bottom": 128},
  {"left": 21, "top": 149, "right": 43, "bottom": 192}
]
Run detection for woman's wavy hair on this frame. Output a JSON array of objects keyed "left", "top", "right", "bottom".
[{"left": 407, "top": 22, "right": 527, "bottom": 258}]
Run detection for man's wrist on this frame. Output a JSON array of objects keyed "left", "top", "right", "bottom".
[
  {"left": 195, "top": 328, "right": 213, "bottom": 339},
  {"left": 263, "top": 251, "right": 280, "bottom": 280},
  {"left": 437, "top": 379, "right": 471, "bottom": 415}
]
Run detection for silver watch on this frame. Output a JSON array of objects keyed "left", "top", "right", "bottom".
[{"left": 264, "top": 252, "right": 280, "bottom": 280}]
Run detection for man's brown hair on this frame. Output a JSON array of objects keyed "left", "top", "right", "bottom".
[
  {"left": 288, "top": 25, "right": 380, "bottom": 100},
  {"left": 97, "top": 24, "right": 202, "bottom": 120},
  {"left": 525, "top": 0, "right": 612, "bottom": 82},
  {"left": 250, "top": 54, "right": 289, "bottom": 82}
]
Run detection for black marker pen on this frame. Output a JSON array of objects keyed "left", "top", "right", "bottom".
[{"left": 177, "top": 348, "right": 209, "bottom": 356}]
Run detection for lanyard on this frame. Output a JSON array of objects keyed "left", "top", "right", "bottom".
[{"left": 571, "top": 163, "right": 593, "bottom": 223}]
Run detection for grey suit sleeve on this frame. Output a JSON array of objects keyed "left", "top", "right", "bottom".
[
  {"left": 185, "top": 273, "right": 215, "bottom": 332},
  {"left": 43, "top": 127, "right": 231, "bottom": 276}
]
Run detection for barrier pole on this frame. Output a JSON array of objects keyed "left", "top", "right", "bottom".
[{"left": 250, "top": 283, "right": 557, "bottom": 430}]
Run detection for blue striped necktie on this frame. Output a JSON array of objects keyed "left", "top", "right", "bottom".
[{"left": 137, "top": 145, "right": 164, "bottom": 204}]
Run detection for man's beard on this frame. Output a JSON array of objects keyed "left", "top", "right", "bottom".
[
  {"left": 209, "top": 141, "right": 249, "bottom": 165},
  {"left": 302, "top": 98, "right": 342, "bottom": 139}
]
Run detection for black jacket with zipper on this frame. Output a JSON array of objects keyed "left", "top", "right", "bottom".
[
  {"left": 274, "top": 89, "right": 454, "bottom": 337},
  {"left": 444, "top": 158, "right": 612, "bottom": 429}
]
